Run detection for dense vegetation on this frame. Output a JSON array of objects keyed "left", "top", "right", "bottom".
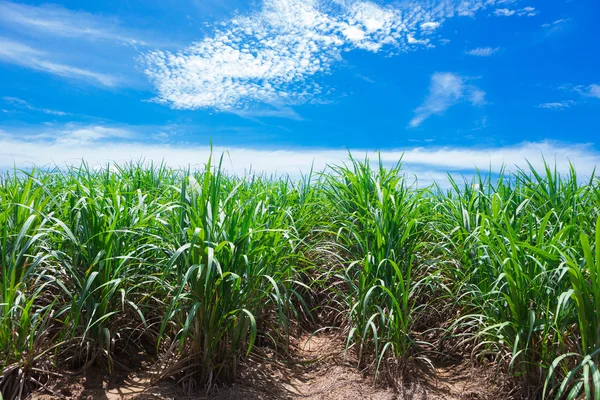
[{"left": 1, "top": 154, "right": 599, "bottom": 399}]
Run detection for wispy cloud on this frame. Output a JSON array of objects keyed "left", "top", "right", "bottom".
[
  {"left": 53, "top": 125, "right": 133, "bottom": 145},
  {"left": 0, "top": 1, "right": 173, "bottom": 89},
  {"left": 574, "top": 84, "right": 600, "bottom": 99},
  {"left": 518, "top": 6, "right": 538, "bottom": 16},
  {"left": 494, "top": 8, "right": 515, "bottom": 16},
  {"left": 465, "top": 46, "right": 501, "bottom": 56},
  {"left": 420, "top": 22, "right": 441, "bottom": 31},
  {"left": 0, "top": 130, "right": 597, "bottom": 186},
  {"left": 542, "top": 83, "right": 600, "bottom": 109},
  {"left": 0, "top": 124, "right": 134, "bottom": 146},
  {"left": 228, "top": 105, "right": 303, "bottom": 121},
  {"left": 542, "top": 18, "right": 570, "bottom": 28},
  {"left": 558, "top": 83, "right": 600, "bottom": 101},
  {"left": 537, "top": 100, "right": 575, "bottom": 110},
  {"left": 494, "top": 6, "right": 538, "bottom": 17},
  {"left": 0, "top": 38, "right": 119, "bottom": 86},
  {"left": 2, "top": 96, "right": 69, "bottom": 116},
  {"left": 354, "top": 73, "right": 376, "bottom": 84},
  {"left": 143, "top": 0, "right": 507, "bottom": 112},
  {"left": 540, "top": 18, "right": 572, "bottom": 37},
  {"left": 0, "top": 1, "right": 148, "bottom": 46},
  {"left": 409, "top": 72, "right": 485, "bottom": 128}
]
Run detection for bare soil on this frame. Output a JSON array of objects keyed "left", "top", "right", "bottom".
[{"left": 29, "top": 332, "right": 510, "bottom": 400}]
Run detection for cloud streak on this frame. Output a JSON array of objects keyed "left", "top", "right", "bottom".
[
  {"left": 574, "top": 84, "right": 600, "bottom": 99},
  {"left": 0, "top": 1, "right": 177, "bottom": 89},
  {"left": 2, "top": 96, "right": 69, "bottom": 116},
  {"left": 553, "top": 83, "right": 600, "bottom": 107},
  {"left": 466, "top": 46, "right": 501, "bottom": 56},
  {"left": 0, "top": 1, "right": 148, "bottom": 46},
  {"left": 143, "top": 0, "right": 507, "bottom": 112},
  {"left": 0, "top": 38, "right": 119, "bottom": 87},
  {"left": 542, "top": 18, "right": 569, "bottom": 28},
  {"left": 493, "top": 6, "right": 538, "bottom": 17},
  {"left": 541, "top": 18, "right": 571, "bottom": 36},
  {"left": 537, "top": 101, "right": 575, "bottom": 110},
  {"left": 1, "top": 125, "right": 596, "bottom": 186},
  {"left": 410, "top": 72, "right": 485, "bottom": 127}
]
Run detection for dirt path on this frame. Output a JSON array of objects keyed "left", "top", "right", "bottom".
[
  {"left": 32, "top": 333, "right": 505, "bottom": 400},
  {"left": 209, "top": 333, "right": 500, "bottom": 400}
]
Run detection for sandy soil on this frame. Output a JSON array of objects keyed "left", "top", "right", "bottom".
[{"left": 30, "top": 332, "right": 509, "bottom": 400}]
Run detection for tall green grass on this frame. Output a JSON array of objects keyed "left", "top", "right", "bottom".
[
  {"left": 323, "top": 156, "right": 428, "bottom": 375},
  {"left": 0, "top": 172, "right": 57, "bottom": 399},
  {"left": 154, "top": 155, "right": 306, "bottom": 388},
  {"left": 432, "top": 165, "right": 600, "bottom": 398},
  {"left": 1, "top": 155, "right": 599, "bottom": 399}
]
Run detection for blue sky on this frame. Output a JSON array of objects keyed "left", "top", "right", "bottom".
[{"left": 0, "top": 0, "right": 599, "bottom": 182}]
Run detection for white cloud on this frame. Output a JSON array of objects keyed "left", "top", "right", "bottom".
[
  {"left": 494, "top": 6, "right": 538, "bottom": 17},
  {"left": 229, "top": 105, "right": 303, "bottom": 120},
  {"left": 560, "top": 84, "right": 600, "bottom": 100},
  {"left": 143, "top": 0, "right": 507, "bottom": 111},
  {"left": 547, "top": 83, "right": 600, "bottom": 108},
  {"left": 0, "top": 1, "right": 174, "bottom": 89},
  {"left": 0, "top": 132, "right": 597, "bottom": 187},
  {"left": 396, "top": 141, "right": 598, "bottom": 175},
  {"left": 494, "top": 8, "right": 515, "bottom": 16},
  {"left": 518, "top": 7, "right": 538, "bottom": 17},
  {"left": 0, "top": 1, "right": 149, "bottom": 46},
  {"left": 407, "top": 34, "right": 430, "bottom": 45},
  {"left": 54, "top": 126, "right": 133, "bottom": 145},
  {"left": 574, "top": 84, "right": 600, "bottom": 99},
  {"left": 1, "top": 124, "right": 134, "bottom": 146},
  {"left": 410, "top": 72, "right": 485, "bottom": 128},
  {"left": 2, "top": 96, "right": 69, "bottom": 116},
  {"left": 542, "top": 18, "right": 569, "bottom": 28},
  {"left": 541, "top": 17, "right": 572, "bottom": 37},
  {"left": 466, "top": 46, "right": 501, "bottom": 56},
  {"left": 0, "top": 38, "right": 119, "bottom": 87},
  {"left": 588, "top": 85, "right": 600, "bottom": 98},
  {"left": 537, "top": 100, "right": 575, "bottom": 110},
  {"left": 420, "top": 22, "right": 441, "bottom": 30}
]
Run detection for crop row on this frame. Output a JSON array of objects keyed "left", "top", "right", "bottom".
[{"left": 1, "top": 155, "right": 599, "bottom": 399}]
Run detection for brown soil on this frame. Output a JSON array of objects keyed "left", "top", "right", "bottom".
[{"left": 29, "top": 333, "right": 510, "bottom": 400}]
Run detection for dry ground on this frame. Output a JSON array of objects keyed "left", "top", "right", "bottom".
[{"left": 30, "top": 332, "right": 511, "bottom": 400}]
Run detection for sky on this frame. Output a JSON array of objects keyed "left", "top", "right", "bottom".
[{"left": 0, "top": 0, "right": 599, "bottom": 183}]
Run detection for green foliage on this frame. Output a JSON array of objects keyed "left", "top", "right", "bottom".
[
  {"left": 155, "top": 155, "right": 305, "bottom": 386},
  {"left": 323, "top": 156, "right": 426, "bottom": 374},
  {"left": 432, "top": 165, "right": 600, "bottom": 398},
  {"left": 0, "top": 172, "right": 56, "bottom": 399},
  {"left": 1, "top": 155, "right": 599, "bottom": 400}
]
